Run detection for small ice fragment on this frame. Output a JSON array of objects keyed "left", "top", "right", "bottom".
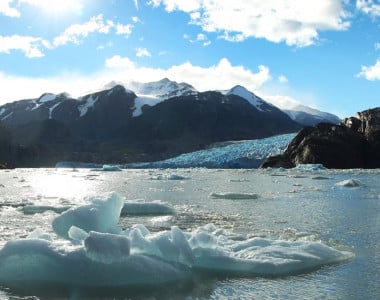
[
  {"left": 210, "top": 192, "right": 259, "bottom": 200},
  {"left": 335, "top": 179, "right": 362, "bottom": 187},
  {"left": 167, "top": 174, "right": 187, "bottom": 180},
  {"left": 102, "top": 165, "right": 122, "bottom": 171},
  {"left": 121, "top": 201, "right": 175, "bottom": 216}
]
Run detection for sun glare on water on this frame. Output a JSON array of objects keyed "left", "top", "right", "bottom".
[{"left": 30, "top": 171, "right": 93, "bottom": 200}]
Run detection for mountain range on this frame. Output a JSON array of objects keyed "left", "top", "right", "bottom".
[{"left": 0, "top": 78, "right": 340, "bottom": 167}]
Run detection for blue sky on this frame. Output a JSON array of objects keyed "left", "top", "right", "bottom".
[{"left": 1, "top": 0, "right": 380, "bottom": 118}]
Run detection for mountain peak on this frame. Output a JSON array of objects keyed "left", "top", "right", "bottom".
[
  {"left": 130, "top": 78, "right": 197, "bottom": 99},
  {"left": 224, "top": 85, "right": 275, "bottom": 112}
]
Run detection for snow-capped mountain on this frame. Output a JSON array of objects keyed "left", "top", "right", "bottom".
[
  {"left": 0, "top": 78, "right": 337, "bottom": 167},
  {"left": 283, "top": 104, "right": 340, "bottom": 126},
  {"left": 223, "top": 85, "right": 276, "bottom": 113}
]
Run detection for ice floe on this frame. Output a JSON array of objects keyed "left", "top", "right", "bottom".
[
  {"left": 19, "top": 205, "right": 70, "bottom": 215},
  {"left": 0, "top": 192, "right": 354, "bottom": 291},
  {"left": 121, "top": 200, "right": 176, "bottom": 216},
  {"left": 210, "top": 192, "right": 259, "bottom": 200}
]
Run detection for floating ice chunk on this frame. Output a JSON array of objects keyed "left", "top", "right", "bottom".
[
  {"left": 102, "top": 165, "right": 122, "bottom": 171},
  {"left": 19, "top": 205, "right": 70, "bottom": 215},
  {"left": 167, "top": 174, "right": 188, "bottom": 180},
  {"left": 0, "top": 238, "right": 189, "bottom": 288},
  {"left": 52, "top": 192, "right": 123, "bottom": 239},
  {"left": 210, "top": 192, "right": 259, "bottom": 200},
  {"left": 84, "top": 231, "right": 130, "bottom": 264},
  {"left": 121, "top": 201, "right": 175, "bottom": 216},
  {"left": 0, "top": 195, "right": 354, "bottom": 292},
  {"left": 312, "top": 176, "right": 331, "bottom": 180},
  {"left": 335, "top": 179, "right": 362, "bottom": 187},
  {"left": 294, "top": 164, "right": 326, "bottom": 171},
  {"left": 150, "top": 174, "right": 188, "bottom": 180}
]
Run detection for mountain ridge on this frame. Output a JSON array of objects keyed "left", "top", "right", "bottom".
[{"left": 0, "top": 79, "right": 338, "bottom": 167}]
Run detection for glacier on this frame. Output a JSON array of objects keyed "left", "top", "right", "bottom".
[
  {"left": 128, "top": 133, "right": 296, "bottom": 169},
  {"left": 0, "top": 192, "right": 354, "bottom": 292}
]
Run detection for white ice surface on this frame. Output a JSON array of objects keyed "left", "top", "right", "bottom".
[{"left": 0, "top": 192, "right": 354, "bottom": 290}]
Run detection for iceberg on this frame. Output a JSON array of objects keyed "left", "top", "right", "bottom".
[{"left": 0, "top": 192, "right": 354, "bottom": 292}]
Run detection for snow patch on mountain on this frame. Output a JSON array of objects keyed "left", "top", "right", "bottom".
[
  {"left": 0, "top": 108, "right": 5, "bottom": 117},
  {"left": 78, "top": 96, "right": 98, "bottom": 117},
  {"left": 49, "top": 102, "right": 62, "bottom": 119},
  {"left": 224, "top": 85, "right": 275, "bottom": 112},
  {"left": 129, "top": 78, "right": 197, "bottom": 99},
  {"left": 38, "top": 93, "right": 57, "bottom": 103},
  {"left": 133, "top": 96, "right": 165, "bottom": 117},
  {"left": 2, "top": 112, "right": 13, "bottom": 120}
]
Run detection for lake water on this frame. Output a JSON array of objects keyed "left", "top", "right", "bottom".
[{"left": 0, "top": 167, "right": 379, "bottom": 299}]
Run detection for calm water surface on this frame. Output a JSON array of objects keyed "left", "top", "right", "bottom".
[{"left": 0, "top": 167, "right": 379, "bottom": 299}]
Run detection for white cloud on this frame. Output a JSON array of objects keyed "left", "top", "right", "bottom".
[
  {"left": 356, "top": 0, "right": 380, "bottom": 16},
  {"left": 133, "top": 0, "right": 138, "bottom": 10},
  {"left": 0, "top": 35, "right": 49, "bottom": 57},
  {"left": 53, "top": 15, "right": 118, "bottom": 46},
  {"left": 0, "top": 56, "right": 273, "bottom": 104},
  {"left": 278, "top": 75, "right": 288, "bottom": 83},
  {"left": 105, "top": 55, "right": 136, "bottom": 69},
  {"left": 264, "top": 94, "right": 301, "bottom": 109},
  {"left": 105, "top": 56, "right": 270, "bottom": 91},
  {"left": 357, "top": 59, "right": 380, "bottom": 80},
  {"left": 136, "top": 47, "right": 151, "bottom": 57},
  {"left": 0, "top": 0, "right": 20, "bottom": 17},
  {"left": 116, "top": 23, "right": 134, "bottom": 37},
  {"left": 150, "top": 0, "right": 350, "bottom": 47},
  {"left": 132, "top": 16, "right": 141, "bottom": 23}
]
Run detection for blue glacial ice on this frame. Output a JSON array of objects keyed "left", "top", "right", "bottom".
[
  {"left": 128, "top": 133, "right": 296, "bottom": 169},
  {"left": 0, "top": 192, "right": 354, "bottom": 290},
  {"left": 55, "top": 133, "right": 296, "bottom": 169}
]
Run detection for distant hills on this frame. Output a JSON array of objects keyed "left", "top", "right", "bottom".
[{"left": 0, "top": 78, "right": 340, "bottom": 168}]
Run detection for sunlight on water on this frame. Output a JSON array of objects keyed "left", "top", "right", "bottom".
[{"left": 29, "top": 170, "right": 97, "bottom": 200}]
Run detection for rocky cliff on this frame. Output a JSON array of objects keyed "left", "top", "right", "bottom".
[{"left": 261, "top": 107, "right": 380, "bottom": 169}]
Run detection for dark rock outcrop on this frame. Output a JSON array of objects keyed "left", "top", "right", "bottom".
[{"left": 262, "top": 108, "right": 380, "bottom": 169}]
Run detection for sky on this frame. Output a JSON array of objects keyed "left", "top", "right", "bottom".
[{"left": 1, "top": 0, "right": 380, "bottom": 118}]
